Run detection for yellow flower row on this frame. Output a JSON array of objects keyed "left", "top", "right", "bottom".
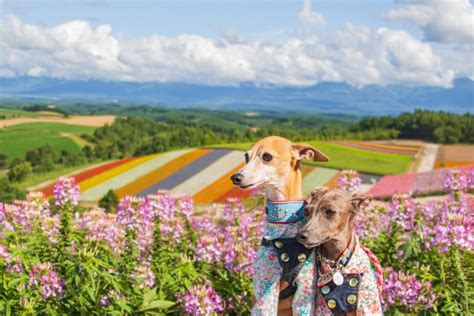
[{"left": 79, "top": 154, "right": 160, "bottom": 192}]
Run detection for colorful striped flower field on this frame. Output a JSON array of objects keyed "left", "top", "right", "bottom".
[
  {"left": 369, "top": 164, "right": 474, "bottom": 198},
  {"left": 37, "top": 148, "right": 358, "bottom": 204},
  {"left": 333, "top": 141, "right": 420, "bottom": 156}
]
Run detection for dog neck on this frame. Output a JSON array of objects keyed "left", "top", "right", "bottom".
[
  {"left": 321, "top": 223, "right": 354, "bottom": 261},
  {"left": 264, "top": 168, "right": 303, "bottom": 201}
]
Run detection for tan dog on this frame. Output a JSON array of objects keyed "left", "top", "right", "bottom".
[
  {"left": 231, "top": 135, "right": 328, "bottom": 200},
  {"left": 231, "top": 136, "right": 328, "bottom": 316},
  {"left": 297, "top": 188, "right": 383, "bottom": 315}
]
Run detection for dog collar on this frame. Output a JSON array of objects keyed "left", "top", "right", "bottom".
[
  {"left": 266, "top": 200, "right": 307, "bottom": 224},
  {"left": 316, "top": 234, "right": 358, "bottom": 287}
]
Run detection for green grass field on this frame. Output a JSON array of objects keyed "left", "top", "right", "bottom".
[
  {"left": 211, "top": 141, "right": 413, "bottom": 175},
  {"left": 0, "top": 122, "right": 96, "bottom": 159},
  {"left": 0, "top": 107, "right": 39, "bottom": 119}
]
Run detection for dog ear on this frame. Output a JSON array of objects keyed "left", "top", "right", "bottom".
[
  {"left": 350, "top": 192, "right": 372, "bottom": 211},
  {"left": 310, "top": 187, "right": 329, "bottom": 201},
  {"left": 292, "top": 143, "right": 329, "bottom": 162}
]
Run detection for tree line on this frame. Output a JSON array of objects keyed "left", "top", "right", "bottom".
[{"left": 351, "top": 109, "right": 473, "bottom": 144}]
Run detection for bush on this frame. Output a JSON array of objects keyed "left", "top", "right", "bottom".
[
  {"left": 7, "top": 161, "right": 32, "bottom": 182},
  {"left": 0, "top": 178, "right": 25, "bottom": 203},
  {"left": 99, "top": 190, "right": 119, "bottom": 213},
  {"left": 26, "top": 145, "right": 59, "bottom": 173},
  {"left": 0, "top": 154, "right": 8, "bottom": 169}
]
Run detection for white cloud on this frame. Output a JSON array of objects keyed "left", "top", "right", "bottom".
[
  {"left": 26, "top": 66, "right": 46, "bottom": 77},
  {"left": 219, "top": 28, "right": 247, "bottom": 45},
  {"left": 0, "top": 14, "right": 460, "bottom": 87},
  {"left": 438, "top": 44, "right": 474, "bottom": 80},
  {"left": 387, "top": 0, "right": 474, "bottom": 43},
  {"left": 298, "top": 0, "right": 325, "bottom": 27}
]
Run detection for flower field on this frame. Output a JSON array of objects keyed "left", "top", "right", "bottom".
[
  {"left": 213, "top": 141, "right": 415, "bottom": 175},
  {"left": 1, "top": 168, "right": 473, "bottom": 315},
  {"left": 38, "top": 148, "right": 372, "bottom": 204},
  {"left": 435, "top": 145, "right": 474, "bottom": 169},
  {"left": 333, "top": 141, "right": 420, "bottom": 156},
  {"left": 369, "top": 164, "right": 474, "bottom": 198}
]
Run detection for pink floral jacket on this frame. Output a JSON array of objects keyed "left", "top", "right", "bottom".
[{"left": 314, "top": 242, "right": 383, "bottom": 315}]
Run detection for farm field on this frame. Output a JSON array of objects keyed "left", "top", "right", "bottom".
[
  {"left": 26, "top": 140, "right": 471, "bottom": 204},
  {"left": 0, "top": 114, "right": 116, "bottom": 128},
  {"left": 0, "top": 107, "right": 41, "bottom": 118},
  {"left": 35, "top": 148, "right": 382, "bottom": 204},
  {"left": 22, "top": 160, "right": 118, "bottom": 191},
  {"left": 435, "top": 144, "right": 474, "bottom": 168},
  {"left": 369, "top": 163, "right": 474, "bottom": 198},
  {"left": 0, "top": 122, "right": 95, "bottom": 159},
  {"left": 212, "top": 141, "right": 414, "bottom": 175},
  {"left": 332, "top": 140, "right": 421, "bottom": 156}
]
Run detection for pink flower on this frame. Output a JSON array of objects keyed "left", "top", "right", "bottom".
[
  {"left": 178, "top": 283, "right": 226, "bottom": 315},
  {"left": 383, "top": 267, "right": 436, "bottom": 310},
  {"left": 28, "top": 262, "right": 65, "bottom": 299},
  {"left": 54, "top": 177, "right": 80, "bottom": 207},
  {"left": 337, "top": 170, "right": 362, "bottom": 192},
  {"left": 77, "top": 209, "right": 125, "bottom": 253},
  {"left": 99, "top": 296, "right": 110, "bottom": 307},
  {"left": 0, "top": 244, "right": 12, "bottom": 264}
]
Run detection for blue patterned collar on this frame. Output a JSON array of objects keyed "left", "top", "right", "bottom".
[{"left": 266, "top": 200, "right": 307, "bottom": 224}]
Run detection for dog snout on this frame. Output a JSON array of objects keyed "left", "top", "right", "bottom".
[
  {"left": 297, "top": 232, "right": 308, "bottom": 243},
  {"left": 231, "top": 173, "right": 244, "bottom": 185}
]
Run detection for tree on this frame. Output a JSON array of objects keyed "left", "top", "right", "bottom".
[
  {"left": 99, "top": 190, "right": 119, "bottom": 213},
  {"left": 0, "top": 178, "right": 26, "bottom": 202},
  {"left": 82, "top": 145, "right": 94, "bottom": 160},
  {"left": 26, "top": 145, "right": 59, "bottom": 173},
  {"left": 7, "top": 161, "right": 32, "bottom": 182},
  {"left": 0, "top": 154, "right": 7, "bottom": 169},
  {"left": 434, "top": 126, "right": 462, "bottom": 144}
]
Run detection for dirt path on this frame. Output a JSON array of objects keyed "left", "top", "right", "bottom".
[
  {"left": 0, "top": 115, "right": 116, "bottom": 128},
  {"left": 416, "top": 143, "right": 439, "bottom": 173}
]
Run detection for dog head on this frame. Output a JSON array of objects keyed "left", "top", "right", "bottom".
[
  {"left": 297, "top": 188, "right": 371, "bottom": 248},
  {"left": 230, "top": 136, "right": 328, "bottom": 193}
]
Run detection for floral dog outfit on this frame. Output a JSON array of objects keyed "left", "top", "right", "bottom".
[
  {"left": 314, "top": 240, "right": 383, "bottom": 315},
  {"left": 252, "top": 200, "right": 317, "bottom": 316}
]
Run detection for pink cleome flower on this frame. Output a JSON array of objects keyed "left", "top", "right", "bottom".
[{"left": 54, "top": 177, "right": 80, "bottom": 207}]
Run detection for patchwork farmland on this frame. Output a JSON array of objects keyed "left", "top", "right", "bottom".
[
  {"left": 29, "top": 141, "right": 473, "bottom": 204},
  {"left": 36, "top": 148, "right": 380, "bottom": 204},
  {"left": 435, "top": 144, "right": 474, "bottom": 169},
  {"left": 0, "top": 122, "right": 96, "bottom": 159},
  {"left": 369, "top": 164, "right": 474, "bottom": 198}
]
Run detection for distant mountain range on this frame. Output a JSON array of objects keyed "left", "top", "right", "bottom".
[{"left": 0, "top": 76, "right": 472, "bottom": 115}]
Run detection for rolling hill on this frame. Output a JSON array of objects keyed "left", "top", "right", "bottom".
[{"left": 0, "top": 122, "right": 95, "bottom": 159}]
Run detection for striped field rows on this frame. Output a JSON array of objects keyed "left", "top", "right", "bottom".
[
  {"left": 39, "top": 148, "right": 368, "bottom": 204},
  {"left": 369, "top": 164, "right": 474, "bottom": 198}
]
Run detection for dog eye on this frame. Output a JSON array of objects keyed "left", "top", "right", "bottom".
[
  {"left": 325, "top": 209, "right": 335, "bottom": 217},
  {"left": 244, "top": 153, "right": 250, "bottom": 163},
  {"left": 262, "top": 153, "right": 273, "bottom": 162}
]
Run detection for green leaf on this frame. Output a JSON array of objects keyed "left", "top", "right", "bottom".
[
  {"left": 143, "top": 287, "right": 158, "bottom": 305},
  {"left": 139, "top": 300, "right": 175, "bottom": 312}
]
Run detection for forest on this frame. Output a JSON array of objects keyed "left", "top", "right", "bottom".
[
  {"left": 352, "top": 109, "right": 473, "bottom": 144},
  {"left": 81, "top": 107, "right": 473, "bottom": 160}
]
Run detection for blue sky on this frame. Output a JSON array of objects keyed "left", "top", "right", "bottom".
[
  {"left": 0, "top": 0, "right": 472, "bottom": 87},
  {"left": 1, "top": 0, "right": 415, "bottom": 38}
]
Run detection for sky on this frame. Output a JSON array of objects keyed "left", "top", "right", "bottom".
[{"left": 0, "top": 0, "right": 473, "bottom": 88}]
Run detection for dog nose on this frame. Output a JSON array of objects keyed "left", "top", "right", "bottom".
[
  {"left": 231, "top": 173, "right": 244, "bottom": 185},
  {"left": 297, "top": 232, "right": 308, "bottom": 242}
]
